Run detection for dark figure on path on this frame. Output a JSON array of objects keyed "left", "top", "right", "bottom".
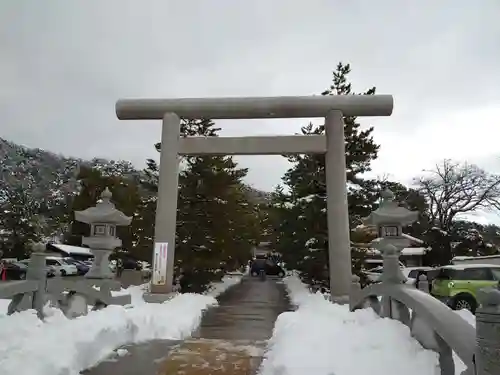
[{"left": 116, "top": 259, "right": 124, "bottom": 278}]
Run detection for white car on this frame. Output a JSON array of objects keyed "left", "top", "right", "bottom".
[
  {"left": 45, "top": 257, "right": 79, "bottom": 276},
  {"left": 365, "top": 265, "right": 437, "bottom": 286},
  {"left": 19, "top": 259, "right": 56, "bottom": 278},
  {"left": 402, "top": 267, "right": 439, "bottom": 292}
]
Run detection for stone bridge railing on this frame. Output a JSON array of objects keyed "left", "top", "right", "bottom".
[
  {"left": 0, "top": 251, "right": 131, "bottom": 320},
  {"left": 349, "top": 245, "right": 500, "bottom": 375}
]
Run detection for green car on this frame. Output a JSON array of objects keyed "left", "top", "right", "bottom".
[{"left": 431, "top": 264, "right": 500, "bottom": 313}]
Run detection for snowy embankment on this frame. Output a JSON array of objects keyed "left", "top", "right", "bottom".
[
  {"left": 0, "top": 274, "right": 242, "bottom": 375},
  {"left": 258, "top": 274, "right": 476, "bottom": 375}
]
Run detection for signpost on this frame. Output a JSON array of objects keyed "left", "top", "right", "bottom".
[{"left": 152, "top": 242, "right": 168, "bottom": 285}]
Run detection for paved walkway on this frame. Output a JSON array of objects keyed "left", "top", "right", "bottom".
[
  {"left": 195, "top": 275, "right": 290, "bottom": 341},
  {"left": 80, "top": 339, "right": 182, "bottom": 375},
  {"left": 82, "top": 276, "right": 290, "bottom": 375}
]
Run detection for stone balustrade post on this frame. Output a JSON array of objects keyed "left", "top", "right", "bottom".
[
  {"left": 475, "top": 284, "right": 500, "bottom": 375},
  {"left": 7, "top": 242, "right": 48, "bottom": 319},
  {"left": 379, "top": 244, "right": 406, "bottom": 318},
  {"left": 350, "top": 274, "right": 361, "bottom": 295},
  {"left": 28, "top": 243, "right": 48, "bottom": 319},
  {"left": 380, "top": 244, "right": 406, "bottom": 285}
]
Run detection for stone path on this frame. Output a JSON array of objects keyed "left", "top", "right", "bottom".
[
  {"left": 80, "top": 339, "right": 182, "bottom": 375},
  {"left": 194, "top": 275, "right": 290, "bottom": 341},
  {"left": 82, "top": 276, "right": 290, "bottom": 375}
]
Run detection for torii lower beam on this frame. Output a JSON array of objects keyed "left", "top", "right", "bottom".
[
  {"left": 115, "top": 95, "right": 394, "bottom": 303},
  {"left": 179, "top": 135, "right": 327, "bottom": 155}
]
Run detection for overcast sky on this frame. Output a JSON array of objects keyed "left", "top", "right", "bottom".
[{"left": 1, "top": 1, "right": 500, "bottom": 221}]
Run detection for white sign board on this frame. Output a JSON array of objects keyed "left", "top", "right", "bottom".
[{"left": 152, "top": 242, "right": 168, "bottom": 286}]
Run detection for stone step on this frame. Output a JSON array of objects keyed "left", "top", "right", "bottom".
[{"left": 158, "top": 338, "right": 266, "bottom": 375}]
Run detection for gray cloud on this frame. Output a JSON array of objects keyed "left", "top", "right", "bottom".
[{"left": 1, "top": 0, "right": 500, "bottom": 207}]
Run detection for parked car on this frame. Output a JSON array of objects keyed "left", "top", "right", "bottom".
[
  {"left": 82, "top": 259, "right": 93, "bottom": 271},
  {"left": 123, "top": 258, "right": 142, "bottom": 270},
  {"left": 45, "top": 257, "right": 79, "bottom": 276},
  {"left": 403, "top": 267, "right": 439, "bottom": 292},
  {"left": 431, "top": 264, "right": 500, "bottom": 313},
  {"left": 63, "top": 258, "right": 90, "bottom": 275},
  {"left": 250, "top": 258, "right": 285, "bottom": 277},
  {"left": 109, "top": 257, "right": 142, "bottom": 273},
  {"left": 18, "top": 259, "right": 56, "bottom": 278},
  {"left": 363, "top": 266, "right": 438, "bottom": 289},
  {"left": 3, "top": 261, "right": 28, "bottom": 280}
]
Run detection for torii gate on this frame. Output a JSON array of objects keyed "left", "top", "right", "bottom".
[{"left": 115, "top": 94, "right": 394, "bottom": 303}]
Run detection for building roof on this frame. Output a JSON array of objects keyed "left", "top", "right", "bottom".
[
  {"left": 366, "top": 247, "right": 428, "bottom": 256},
  {"left": 453, "top": 254, "right": 500, "bottom": 261},
  {"left": 401, "top": 233, "right": 424, "bottom": 244},
  {"left": 48, "top": 243, "right": 93, "bottom": 256},
  {"left": 442, "top": 263, "right": 500, "bottom": 270}
]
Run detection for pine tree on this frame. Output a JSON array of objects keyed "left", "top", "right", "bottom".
[
  {"left": 177, "top": 154, "right": 257, "bottom": 292},
  {"left": 448, "top": 221, "right": 499, "bottom": 258},
  {"left": 137, "top": 119, "right": 259, "bottom": 293},
  {"left": 131, "top": 159, "right": 159, "bottom": 261},
  {"left": 422, "top": 227, "right": 453, "bottom": 266},
  {"left": 272, "top": 62, "right": 381, "bottom": 288}
]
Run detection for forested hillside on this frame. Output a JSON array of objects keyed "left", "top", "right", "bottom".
[{"left": 0, "top": 132, "right": 270, "bottom": 291}]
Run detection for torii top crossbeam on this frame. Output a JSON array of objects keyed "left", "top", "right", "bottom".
[{"left": 115, "top": 95, "right": 394, "bottom": 120}]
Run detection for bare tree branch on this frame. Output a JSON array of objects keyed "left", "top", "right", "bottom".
[{"left": 413, "top": 159, "right": 500, "bottom": 230}]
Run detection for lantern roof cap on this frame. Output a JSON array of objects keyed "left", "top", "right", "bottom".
[
  {"left": 363, "top": 189, "right": 419, "bottom": 226},
  {"left": 74, "top": 188, "right": 132, "bottom": 226}
]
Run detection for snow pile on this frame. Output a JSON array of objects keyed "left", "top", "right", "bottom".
[
  {"left": 0, "top": 298, "right": 10, "bottom": 315},
  {"left": 0, "top": 274, "right": 242, "bottom": 375},
  {"left": 259, "top": 275, "right": 475, "bottom": 375}
]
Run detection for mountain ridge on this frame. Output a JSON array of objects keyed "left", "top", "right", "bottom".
[{"left": 0, "top": 137, "right": 271, "bottom": 204}]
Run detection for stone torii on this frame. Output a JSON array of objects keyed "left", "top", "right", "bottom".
[{"left": 115, "top": 94, "right": 394, "bottom": 303}]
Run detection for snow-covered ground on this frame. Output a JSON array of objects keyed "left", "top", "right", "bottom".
[
  {"left": 258, "top": 275, "right": 476, "bottom": 375},
  {"left": 0, "top": 274, "right": 242, "bottom": 375}
]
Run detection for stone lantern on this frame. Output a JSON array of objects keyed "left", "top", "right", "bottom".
[
  {"left": 364, "top": 189, "right": 419, "bottom": 250},
  {"left": 75, "top": 188, "right": 132, "bottom": 279},
  {"left": 363, "top": 189, "right": 419, "bottom": 284}
]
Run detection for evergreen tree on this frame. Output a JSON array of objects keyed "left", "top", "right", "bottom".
[
  {"left": 449, "top": 221, "right": 498, "bottom": 257},
  {"left": 137, "top": 119, "right": 259, "bottom": 293},
  {"left": 422, "top": 227, "right": 453, "bottom": 266},
  {"left": 267, "top": 186, "right": 299, "bottom": 265},
  {"left": 131, "top": 159, "right": 159, "bottom": 261},
  {"left": 177, "top": 154, "right": 257, "bottom": 292},
  {"left": 271, "top": 62, "right": 381, "bottom": 288}
]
